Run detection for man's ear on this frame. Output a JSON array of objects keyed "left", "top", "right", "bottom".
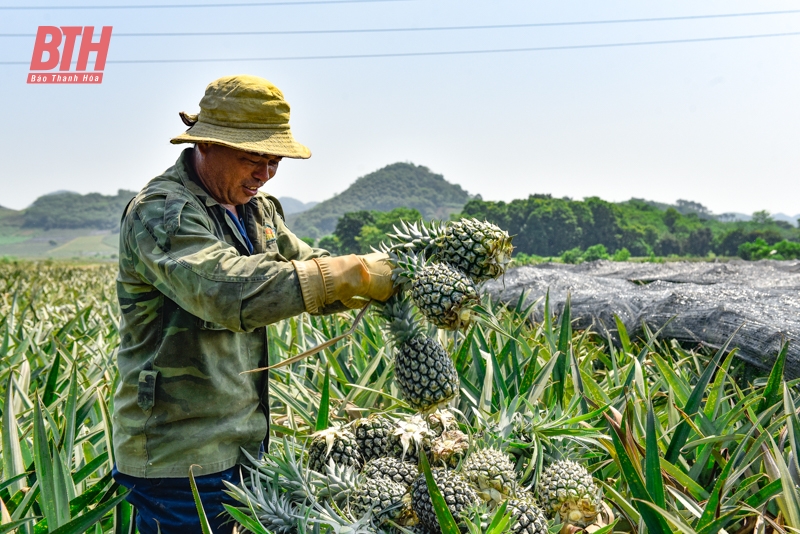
[{"left": 195, "top": 142, "right": 213, "bottom": 155}]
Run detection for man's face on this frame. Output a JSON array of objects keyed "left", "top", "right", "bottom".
[{"left": 194, "top": 143, "right": 282, "bottom": 207}]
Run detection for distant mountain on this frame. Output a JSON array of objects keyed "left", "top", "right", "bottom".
[
  {"left": 42, "top": 190, "right": 79, "bottom": 197},
  {"left": 773, "top": 213, "right": 800, "bottom": 225},
  {"left": 628, "top": 198, "right": 716, "bottom": 219},
  {"left": 278, "top": 197, "right": 319, "bottom": 215},
  {"left": 284, "top": 162, "right": 472, "bottom": 238},
  {"left": 716, "top": 212, "right": 799, "bottom": 224},
  {"left": 23, "top": 190, "right": 137, "bottom": 230}
]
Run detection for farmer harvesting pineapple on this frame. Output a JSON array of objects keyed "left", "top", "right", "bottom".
[{"left": 111, "top": 74, "right": 395, "bottom": 533}]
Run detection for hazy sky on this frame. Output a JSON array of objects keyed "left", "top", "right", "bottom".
[{"left": 1, "top": 1, "right": 798, "bottom": 215}]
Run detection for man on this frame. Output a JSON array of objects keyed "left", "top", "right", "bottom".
[{"left": 112, "top": 75, "right": 394, "bottom": 533}]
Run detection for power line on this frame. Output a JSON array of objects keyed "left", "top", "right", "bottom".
[
  {"left": 0, "top": 0, "right": 405, "bottom": 10},
  {"left": 3, "top": 30, "right": 798, "bottom": 65},
  {"left": 2, "top": 9, "right": 799, "bottom": 37}
]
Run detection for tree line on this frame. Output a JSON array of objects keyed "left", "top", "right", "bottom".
[{"left": 321, "top": 195, "right": 800, "bottom": 260}]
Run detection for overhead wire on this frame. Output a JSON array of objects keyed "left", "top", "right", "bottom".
[
  {"left": 2, "top": 30, "right": 798, "bottom": 65},
  {"left": 0, "top": 0, "right": 406, "bottom": 10},
  {"left": 1, "top": 9, "right": 799, "bottom": 37}
]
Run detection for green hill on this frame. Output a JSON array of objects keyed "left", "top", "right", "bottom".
[
  {"left": 285, "top": 162, "right": 471, "bottom": 238},
  {"left": 23, "top": 190, "right": 137, "bottom": 230}
]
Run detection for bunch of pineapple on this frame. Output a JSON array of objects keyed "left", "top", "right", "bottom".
[
  {"left": 302, "top": 409, "right": 600, "bottom": 533},
  {"left": 379, "top": 218, "right": 514, "bottom": 414},
  {"left": 297, "top": 219, "right": 604, "bottom": 532}
]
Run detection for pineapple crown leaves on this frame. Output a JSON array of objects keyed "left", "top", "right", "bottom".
[
  {"left": 222, "top": 469, "right": 300, "bottom": 534},
  {"left": 387, "top": 219, "right": 445, "bottom": 254},
  {"left": 242, "top": 439, "right": 319, "bottom": 503},
  {"left": 309, "top": 500, "right": 381, "bottom": 534},
  {"left": 384, "top": 249, "right": 432, "bottom": 286},
  {"left": 393, "top": 415, "right": 434, "bottom": 459},
  {"left": 430, "top": 429, "right": 471, "bottom": 468},
  {"left": 311, "top": 426, "right": 353, "bottom": 459},
  {"left": 375, "top": 293, "right": 427, "bottom": 345},
  {"left": 317, "top": 461, "right": 364, "bottom": 505}
]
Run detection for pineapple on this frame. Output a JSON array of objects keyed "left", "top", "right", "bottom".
[
  {"left": 349, "top": 477, "right": 412, "bottom": 524},
  {"left": 362, "top": 456, "right": 419, "bottom": 487},
  {"left": 411, "top": 468, "right": 477, "bottom": 532},
  {"left": 389, "top": 253, "right": 479, "bottom": 331},
  {"left": 307, "top": 427, "right": 362, "bottom": 473},
  {"left": 389, "top": 218, "right": 514, "bottom": 282},
  {"left": 388, "top": 415, "right": 435, "bottom": 463},
  {"left": 537, "top": 459, "right": 602, "bottom": 528},
  {"left": 410, "top": 262, "right": 479, "bottom": 330},
  {"left": 430, "top": 429, "right": 470, "bottom": 468},
  {"left": 380, "top": 295, "right": 459, "bottom": 413},
  {"left": 352, "top": 415, "right": 393, "bottom": 462},
  {"left": 507, "top": 496, "right": 549, "bottom": 534},
  {"left": 461, "top": 448, "right": 517, "bottom": 503}
]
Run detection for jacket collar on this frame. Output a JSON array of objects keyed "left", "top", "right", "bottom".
[{"left": 176, "top": 147, "right": 221, "bottom": 208}]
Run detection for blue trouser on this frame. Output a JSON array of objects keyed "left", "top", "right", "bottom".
[{"left": 112, "top": 465, "right": 239, "bottom": 534}]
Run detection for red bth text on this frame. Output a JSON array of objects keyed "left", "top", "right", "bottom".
[{"left": 27, "top": 26, "right": 112, "bottom": 84}]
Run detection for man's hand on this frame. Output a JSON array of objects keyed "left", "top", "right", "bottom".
[{"left": 292, "top": 253, "right": 395, "bottom": 314}]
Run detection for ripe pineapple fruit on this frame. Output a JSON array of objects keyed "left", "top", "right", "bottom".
[
  {"left": 349, "top": 477, "right": 412, "bottom": 524},
  {"left": 389, "top": 218, "right": 514, "bottom": 283},
  {"left": 461, "top": 447, "right": 518, "bottom": 502},
  {"left": 507, "top": 496, "right": 549, "bottom": 534},
  {"left": 352, "top": 415, "right": 393, "bottom": 463},
  {"left": 307, "top": 427, "right": 362, "bottom": 473},
  {"left": 537, "top": 459, "right": 602, "bottom": 528},
  {"left": 380, "top": 295, "right": 460, "bottom": 413},
  {"left": 388, "top": 415, "right": 435, "bottom": 463},
  {"left": 410, "top": 262, "right": 479, "bottom": 330},
  {"left": 411, "top": 468, "right": 477, "bottom": 532},
  {"left": 389, "top": 253, "right": 479, "bottom": 331},
  {"left": 362, "top": 456, "right": 419, "bottom": 487}
]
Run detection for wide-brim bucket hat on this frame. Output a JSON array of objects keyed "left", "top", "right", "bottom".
[{"left": 170, "top": 74, "right": 311, "bottom": 159}]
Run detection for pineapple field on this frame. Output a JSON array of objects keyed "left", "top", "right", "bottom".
[{"left": 1, "top": 221, "right": 799, "bottom": 534}]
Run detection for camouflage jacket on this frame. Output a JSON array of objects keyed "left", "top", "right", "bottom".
[{"left": 113, "top": 148, "right": 327, "bottom": 478}]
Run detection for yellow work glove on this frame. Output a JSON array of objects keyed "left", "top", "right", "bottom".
[{"left": 292, "top": 252, "right": 395, "bottom": 314}]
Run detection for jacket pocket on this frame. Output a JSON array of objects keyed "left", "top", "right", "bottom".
[
  {"left": 197, "top": 318, "right": 230, "bottom": 331},
  {"left": 164, "top": 193, "right": 189, "bottom": 236},
  {"left": 137, "top": 370, "right": 159, "bottom": 412}
]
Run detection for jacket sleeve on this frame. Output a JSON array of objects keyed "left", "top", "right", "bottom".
[
  {"left": 124, "top": 191, "right": 308, "bottom": 332},
  {"left": 264, "top": 195, "right": 330, "bottom": 262},
  {"left": 262, "top": 196, "right": 350, "bottom": 315}
]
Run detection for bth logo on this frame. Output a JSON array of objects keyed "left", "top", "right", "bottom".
[{"left": 28, "top": 26, "right": 112, "bottom": 84}]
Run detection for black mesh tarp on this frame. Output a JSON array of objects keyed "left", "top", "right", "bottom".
[{"left": 484, "top": 260, "right": 800, "bottom": 377}]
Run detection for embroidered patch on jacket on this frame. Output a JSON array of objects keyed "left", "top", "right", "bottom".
[{"left": 264, "top": 226, "right": 277, "bottom": 243}]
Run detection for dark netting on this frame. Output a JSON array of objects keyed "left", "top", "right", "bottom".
[{"left": 483, "top": 259, "right": 800, "bottom": 377}]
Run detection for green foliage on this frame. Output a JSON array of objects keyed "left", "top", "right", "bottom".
[
  {"left": 612, "top": 247, "right": 630, "bottom": 261},
  {"left": 561, "top": 245, "right": 612, "bottom": 264},
  {"left": 561, "top": 247, "right": 583, "bottom": 264},
  {"left": 331, "top": 207, "right": 423, "bottom": 254},
  {"left": 317, "top": 235, "right": 341, "bottom": 255},
  {"left": 355, "top": 207, "right": 423, "bottom": 253},
  {"left": 3, "top": 261, "right": 799, "bottom": 534},
  {"left": 0, "top": 262, "right": 131, "bottom": 532},
  {"left": 334, "top": 211, "right": 375, "bottom": 254},
  {"left": 738, "top": 238, "right": 800, "bottom": 260},
  {"left": 300, "top": 237, "right": 315, "bottom": 247},
  {"left": 22, "top": 190, "right": 136, "bottom": 230},
  {"left": 460, "top": 194, "right": 800, "bottom": 258},
  {"left": 582, "top": 244, "right": 610, "bottom": 262},
  {"left": 286, "top": 162, "right": 470, "bottom": 238}
]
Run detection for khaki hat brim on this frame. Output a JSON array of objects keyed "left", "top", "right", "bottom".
[{"left": 171, "top": 121, "right": 311, "bottom": 159}]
